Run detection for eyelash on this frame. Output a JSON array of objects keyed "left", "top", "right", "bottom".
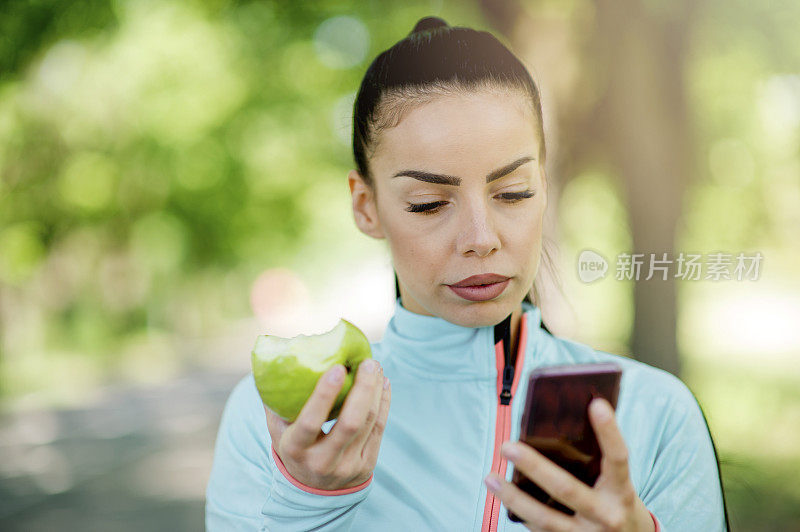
[{"left": 405, "top": 190, "right": 536, "bottom": 215}]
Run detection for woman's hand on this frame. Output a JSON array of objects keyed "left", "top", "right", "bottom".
[
  {"left": 265, "top": 359, "right": 391, "bottom": 491},
  {"left": 485, "top": 397, "right": 655, "bottom": 531}
]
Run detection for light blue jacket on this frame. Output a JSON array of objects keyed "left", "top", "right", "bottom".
[{"left": 205, "top": 297, "right": 728, "bottom": 531}]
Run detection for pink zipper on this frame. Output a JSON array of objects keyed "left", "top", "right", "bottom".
[{"left": 481, "top": 314, "right": 528, "bottom": 532}]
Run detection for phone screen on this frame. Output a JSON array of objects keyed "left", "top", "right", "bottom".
[{"left": 508, "top": 362, "right": 622, "bottom": 522}]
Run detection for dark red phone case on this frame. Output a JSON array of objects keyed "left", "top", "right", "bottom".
[{"left": 507, "top": 362, "right": 623, "bottom": 523}]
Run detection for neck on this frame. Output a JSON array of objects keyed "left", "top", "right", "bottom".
[
  {"left": 399, "top": 293, "right": 525, "bottom": 343},
  {"left": 508, "top": 304, "right": 522, "bottom": 356}
]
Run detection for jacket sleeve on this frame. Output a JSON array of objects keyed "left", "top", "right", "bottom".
[
  {"left": 205, "top": 373, "right": 373, "bottom": 531},
  {"left": 638, "top": 373, "right": 728, "bottom": 532}
]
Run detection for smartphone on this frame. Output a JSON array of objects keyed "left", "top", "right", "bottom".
[{"left": 507, "top": 362, "right": 623, "bottom": 522}]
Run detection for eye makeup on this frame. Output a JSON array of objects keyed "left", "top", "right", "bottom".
[{"left": 405, "top": 189, "right": 536, "bottom": 215}]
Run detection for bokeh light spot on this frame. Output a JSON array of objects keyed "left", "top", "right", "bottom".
[
  {"left": 129, "top": 212, "right": 188, "bottom": 274},
  {"left": 709, "top": 137, "right": 755, "bottom": 187},
  {"left": 250, "top": 267, "right": 311, "bottom": 334},
  {"left": 0, "top": 221, "right": 46, "bottom": 284},
  {"left": 58, "top": 151, "right": 118, "bottom": 212},
  {"left": 313, "top": 16, "right": 369, "bottom": 69}
]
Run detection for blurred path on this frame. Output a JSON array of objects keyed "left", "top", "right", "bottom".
[
  {"left": 0, "top": 268, "right": 393, "bottom": 531},
  {"left": 0, "top": 368, "right": 246, "bottom": 532}
]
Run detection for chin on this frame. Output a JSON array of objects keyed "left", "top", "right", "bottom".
[{"left": 446, "top": 297, "right": 519, "bottom": 326}]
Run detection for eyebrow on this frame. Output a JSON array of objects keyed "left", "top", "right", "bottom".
[{"left": 391, "top": 156, "right": 536, "bottom": 186}]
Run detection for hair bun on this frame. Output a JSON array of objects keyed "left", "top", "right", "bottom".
[{"left": 410, "top": 16, "right": 449, "bottom": 35}]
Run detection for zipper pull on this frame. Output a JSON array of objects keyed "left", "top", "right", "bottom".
[{"left": 499, "top": 363, "right": 514, "bottom": 405}]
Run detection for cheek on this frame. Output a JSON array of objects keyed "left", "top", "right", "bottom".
[
  {"left": 379, "top": 206, "right": 441, "bottom": 251},
  {"left": 505, "top": 205, "right": 544, "bottom": 244},
  {"left": 390, "top": 234, "right": 441, "bottom": 266},
  {"left": 505, "top": 208, "right": 545, "bottom": 279},
  {"left": 383, "top": 224, "right": 444, "bottom": 279}
]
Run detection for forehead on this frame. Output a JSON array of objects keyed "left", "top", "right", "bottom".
[{"left": 370, "top": 89, "right": 539, "bottom": 179}]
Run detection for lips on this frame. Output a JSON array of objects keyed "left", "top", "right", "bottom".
[
  {"left": 449, "top": 274, "right": 510, "bottom": 288},
  {"left": 447, "top": 278, "right": 510, "bottom": 302}
]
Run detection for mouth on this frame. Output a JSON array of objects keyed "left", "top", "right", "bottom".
[
  {"left": 449, "top": 274, "right": 510, "bottom": 288},
  {"left": 447, "top": 277, "right": 511, "bottom": 302}
]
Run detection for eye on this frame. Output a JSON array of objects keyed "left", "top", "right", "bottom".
[
  {"left": 405, "top": 190, "right": 536, "bottom": 215},
  {"left": 406, "top": 200, "right": 447, "bottom": 214},
  {"left": 498, "top": 190, "right": 536, "bottom": 201}
]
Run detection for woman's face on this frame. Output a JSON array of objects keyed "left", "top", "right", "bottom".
[{"left": 349, "top": 89, "right": 547, "bottom": 328}]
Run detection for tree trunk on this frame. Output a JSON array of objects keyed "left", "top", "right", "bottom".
[{"left": 594, "top": 0, "right": 697, "bottom": 376}]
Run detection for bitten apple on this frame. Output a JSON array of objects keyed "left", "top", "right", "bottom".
[{"left": 251, "top": 318, "right": 373, "bottom": 422}]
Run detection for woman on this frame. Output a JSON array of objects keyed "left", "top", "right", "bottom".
[{"left": 206, "top": 17, "right": 729, "bottom": 531}]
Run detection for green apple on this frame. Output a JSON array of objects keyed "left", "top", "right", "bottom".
[{"left": 251, "top": 318, "right": 373, "bottom": 423}]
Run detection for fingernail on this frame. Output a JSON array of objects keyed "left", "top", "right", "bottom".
[
  {"left": 383, "top": 376, "right": 389, "bottom": 390},
  {"left": 362, "top": 360, "right": 377, "bottom": 374},
  {"left": 485, "top": 475, "right": 502, "bottom": 492},
  {"left": 592, "top": 398, "right": 611, "bottom": 421},
  {"left": 327, "top": 365, "right": 345, "bottom": 383},
  {"left": 501, "top": 442, "right": 519, "bottom": 460}
]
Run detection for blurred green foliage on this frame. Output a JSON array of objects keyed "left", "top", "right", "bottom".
[{"left": 0, "top": 0, "right": 439, "bottom": 398}]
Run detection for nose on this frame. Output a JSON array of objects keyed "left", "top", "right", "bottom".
[{"left": 456, "top": 197, "right": 501, "bottom": 257}]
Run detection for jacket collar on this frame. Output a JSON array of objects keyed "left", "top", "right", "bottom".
[{"left": 382, "top": 296, "right": 543, "bottom": 380}]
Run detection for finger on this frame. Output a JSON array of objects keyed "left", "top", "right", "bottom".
[
  {"left": 347, "top": 367, "right": 385, "bottom": 456},
  {"left": 362, "top": 377, "right": 391, "bottom": 465},
  {"left": 264, "top": 406, "right": 289, "bottom": 448},
  {"left": 289, "top": 364, "right": 347, "bottom": 449},
  {"left": 485, "top": 473, "right": 574, "bottom": 531},
  {"left": 589, "top": 397, "right": 631, "bottom": 488},
  {"left": 501, "top": 441, "right": 599, "bottom": 522},
  {"left": 325, "top": 359, "right": 382, "bottom": 451}
]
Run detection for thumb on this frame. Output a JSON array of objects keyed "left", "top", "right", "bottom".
[{"left": 264, "top": 406, "right": 289, "bottom": 448}]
